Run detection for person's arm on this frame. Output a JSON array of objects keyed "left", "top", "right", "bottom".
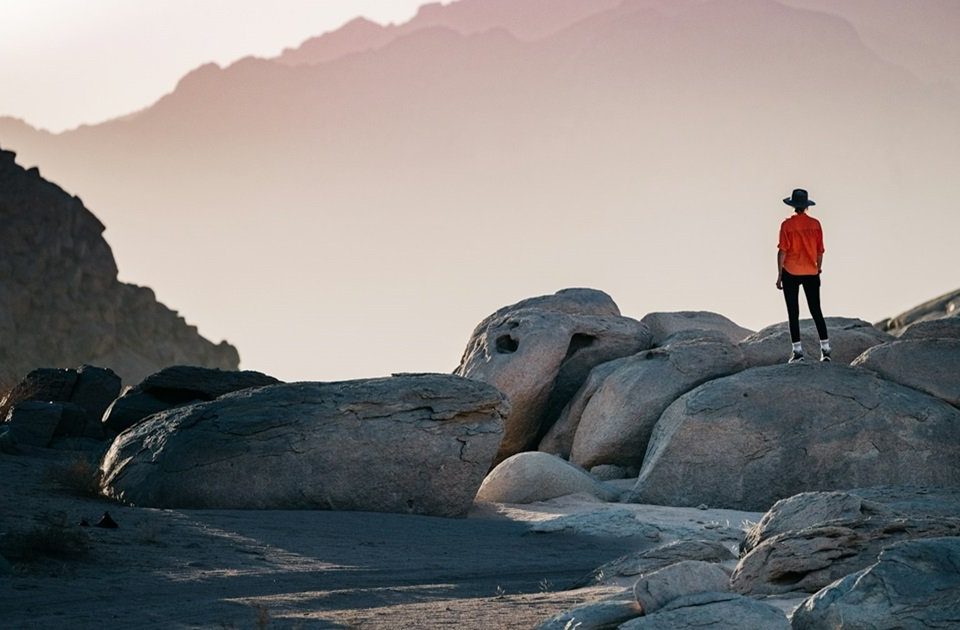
[
  {"left": 817, "top": 253, "right": 823, "bottom": 274},
  {"left": 776, "top": 250, "right": 785, "bottom": 290}
]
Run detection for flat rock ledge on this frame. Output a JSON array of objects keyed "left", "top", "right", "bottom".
[{"left": 99, "top": 374, "right": 506, "bottom": 517}]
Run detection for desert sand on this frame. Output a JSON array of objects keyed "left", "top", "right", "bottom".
[{"left": 0, "top": 448, "right": 761, "bottom": 628}]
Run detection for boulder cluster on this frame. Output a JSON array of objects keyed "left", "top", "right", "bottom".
[
  {"left": 2, "top": 247, "right": 957, "bottom": 624},
  {"left": 0, "top": 148, "right": 238, "bottom": 385}
]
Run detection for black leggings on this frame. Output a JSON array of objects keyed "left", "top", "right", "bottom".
[{"left": 782, "top": 270, "right": 828, "bottom": 343}]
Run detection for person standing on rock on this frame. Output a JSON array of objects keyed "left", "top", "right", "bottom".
[{"left": 776, "top": 188, "right": 830, "bottom": 363}]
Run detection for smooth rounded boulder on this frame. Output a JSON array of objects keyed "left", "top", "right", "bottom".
[
  {"left": 557, "top": 334, "right": 745, "bottom": 470},
  {"left": 475, "top": 451, "right": 619, "bottom": 504},
  {"left": 100, "top": 374, "right": 506, "bottom": 517},
  {"left": 852, "top": 339, "right": 960, "bottom": 407},
  {"left": 792, "top": 537, "right": 960, "bottom": 629},
  {"left": 456, "top": 288, "right": 651, "bottom": 465},
  {"left": 899, "top": 317, "right": 960, "bottom": 341},
  {"left": 628, "top": 363, "right": 960, "bottom": 511},
  {"left": 740, "top": 317, "right": 892, "bottom": 366},
  {"left": 640, "top": 311, "right": 754, "bottom": 346}
]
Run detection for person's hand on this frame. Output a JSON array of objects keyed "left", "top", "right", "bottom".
[{"left": 776, "top": 276, "right": 783, "bottom": 290}]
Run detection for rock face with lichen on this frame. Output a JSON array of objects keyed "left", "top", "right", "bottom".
[
  {"left": 100, "top": 374, "right": 506, "bottom": 517},
  {"left": 0, "top": 148, "right": 238, "bottom": 384}
]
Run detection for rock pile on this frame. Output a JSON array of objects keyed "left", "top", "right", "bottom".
[{"left": 0, "top": 148, "right": 238, "bottom": 385}]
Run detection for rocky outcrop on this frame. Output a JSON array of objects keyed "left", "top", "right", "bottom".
[
  {"left": 877, "top": 286, "right": 960, "bottom": 336},
  {"left": 456, "top": 289, "right": 651, "bottom": 465},
  {"left": 580, "top": 540, "right": 736, "bottom": 588},
  {"left": 536, "top": 599, "right": 641, "bottom": 630},
  {"left": 620, "top": 592, "right": 789, "bottom": 629},
  {"left": 475, "top": 451, "right": 619, "bottom": 504},
  {"left": 640, "top": 311, "right": 754, "bottom": 346},
  {"left": 542, "top": 333, "right": 745, "bottom": 469},
  {"left": 101, "top": 366, "right": 280, "bottom": 434},
  {"left": 100, "top": 374, "right": 506, "bottom": 517},
  {"left": 899, "top": 317, "right": 960, "bottom": 341},
  {"left": 0, "top": 365, "right": 120, "bottom": 446},
  {"left": 740, "top": 317, "right": 891, "bottom": 366},
  {"left": 731, "top": 490, "right": 960, "bottom": 596},
  {"left": 627, "top": 364, "right": 960, "bottom": 511},
  {"left": 0, "top": 148, "right": 238, "bottom": 385},
  {"left": 792, "top": 537, "right": 960, "bottom": 629},
  {"left": 852, "top": 339, "right": 960, "bottom": 407},
  {"left": 740, "top": 491, "right": 891, "bottom": 555}
]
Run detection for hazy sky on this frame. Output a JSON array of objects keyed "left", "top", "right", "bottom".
[{"left": 0, "top": 1, "right": 427, "bottom": 131}]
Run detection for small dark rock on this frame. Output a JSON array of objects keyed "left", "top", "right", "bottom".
[{"left": 94, "top": 512, "right": 118, "bottom": 529}]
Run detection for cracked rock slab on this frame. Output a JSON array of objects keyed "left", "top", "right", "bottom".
[
  {"left": 627, "top": 364, "right": 960, "bottom": 511},
  {"left": 99, "top": 374, "right": 506, "bottom": 517},
  {"left": 740, "top": 317, "right": 892, "bottom": 367},
  {"left": 852, "top": 339, "right": 960, "bottom": 408},
  {"left": 792, "top": 536, "right": 960, "bottom": 629},
  {"left": 731, "top": 516, "right": 960, "bottom": 595}
]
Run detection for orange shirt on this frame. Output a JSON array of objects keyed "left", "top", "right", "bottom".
[{"left": 778, "top": 213, "right": 824, "bottom": 276}]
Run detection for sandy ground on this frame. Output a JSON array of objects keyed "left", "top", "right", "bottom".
[{"left": 0, "top": 448, "right": 765, "bottom": 628}]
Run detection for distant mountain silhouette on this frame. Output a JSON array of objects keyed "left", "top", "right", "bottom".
[
  {"left": 276, "top": 0, "right": 623, "bottom": 66},
  {"left": 1, "top": 0, "right": 957, "bottom": 381}
]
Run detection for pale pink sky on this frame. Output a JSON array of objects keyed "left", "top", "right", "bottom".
[{"left": 0, "top": 1, "right": 427, "bottom": 132}]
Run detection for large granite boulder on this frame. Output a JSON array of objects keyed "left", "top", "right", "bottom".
[
  {"left": 792, "top": 537, "right": 960, "bottom": 629},
  {"left": 536, "top": 599, "right": 641, "bottom": 630},
  {"left": 474, "top": 451, "right": 619, "bottom": 504},
  {"left": 101, "top": 365, "right": 280, "bottom": 434},
  {"left": 899, "top": 317, "right": 960, "bottom": 341},
  {"left": 640, "top": 311, "right": 754, "bottom": 346},
  {"left": 456, "top": 289, "right": 651, "bottom": 464},
  {"left": 877, "top": 286, "right": 960, "bottom": 336},
  {"left": 0, "top": 149, "right": 239, "bottom": 385},
  {"left": 740, "top": 317, "right": 892, "bottom": 366},
  {"left": 100, "top": 374, "right": 506, "bottom": 517},
  {"left": 852, "top": 339, "right": 960, "bottom": 407},
  {"left": 542, "top": 334, "right": 745, "bottom": 469},
  {"left": 627, "top": 363, "right": 960, "bottom": 511},
  {"left": 620, "top": 592, "right": 789, "bottom": 629}
]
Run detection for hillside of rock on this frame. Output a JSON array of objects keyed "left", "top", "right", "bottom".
[{"left": 0, "top": 148, "right": 238, "bottom": 384}]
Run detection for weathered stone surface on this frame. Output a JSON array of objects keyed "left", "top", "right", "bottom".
[
  {"left": 627, "top": 364, "right": 960, "bottom": 511},
  {"left": 1, "top": 365, "right": 118, "bottom": 441},
  {"left": 3, "top": 401, "right": 64, "bottom": 446},
  {"left": 475, "top": 452, "right": 619, "bottom": 504},
  {"left": 456, "top": 289, "right": 652, "bottom": 465},
  {"left": 102, "top": 365, "right": 280, "bottom": 434},
  {"left": 580, "top": 540, "right": 736, "bottom": 588},
  {"left": 620, "top": 592, "right": 789, "bottom": 629},
  {"left": 632, "top": 560, "right": 730, "bottom": 615},
  {"left": 792, "top": 537, "right": 960, "bottom": 629},
  {"left": 641, "top": 311, "right": 754, "bottom": 346},
  {"left": 528, "top": 507, "right": 665, "bottom": 540},
  {"left": 740, "top": 491, "right": 891, "bottom": 555},
  {"left": 536, "top": 599, "right": 641, "bottom": 630},
  {"left": 100, "top": 374, "right": 505, "bottom": 517},
  {"left": 852, "top": 339, "right": 960, "bottom": 407},
  {"left": 731, "top": 516, "right": 960, "bottom": 595},
  {"left": 899, "top": 317, "right": 960, "bottom": 341},
  {"left": 0, "top": 149, "right": 239, "bottom": 385},
  {"left": 877, "top": 286, "right": 960, "bottom": 336},
  {"left": 740, "top": 317, "right": 892, "bottom": 366},
  {"left": 559, "top": 335, "right": 745, "bottom": 470}
]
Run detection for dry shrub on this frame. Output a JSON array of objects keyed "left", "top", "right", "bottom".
[
  {"left": 44, "top": 455, "right": 103, "bottom": 497},
  {"left": 0, "top": 511, "right": 91, "bottom": 562}
]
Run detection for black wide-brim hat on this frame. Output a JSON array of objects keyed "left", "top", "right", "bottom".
[{"left": 783, "top": 188, "right": 816, "bottom": 208}]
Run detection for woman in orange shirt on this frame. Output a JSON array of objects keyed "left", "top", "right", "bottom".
[{"left": 776, "top": 188, "right": 830, "bottom": 363}]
